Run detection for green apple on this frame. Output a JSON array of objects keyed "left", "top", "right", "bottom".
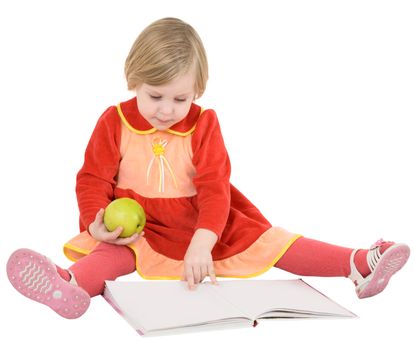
[{"left": 103, "top": 198, "right": 146, "bottom": 238}]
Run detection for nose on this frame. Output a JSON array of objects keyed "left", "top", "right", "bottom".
[{"left": 158, "top": 101, "right": 174, "bottom": 117}]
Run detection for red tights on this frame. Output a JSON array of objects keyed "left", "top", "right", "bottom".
[
  {"left": 68, "top": 242, "right": 136, "bottom": 297},
  {"left": 275, "top": 237, "right": 354, "bottom": 276}
]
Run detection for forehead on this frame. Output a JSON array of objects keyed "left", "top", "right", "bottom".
[{"left": 144, "top": 69, "right": 196, "bottom": 95}]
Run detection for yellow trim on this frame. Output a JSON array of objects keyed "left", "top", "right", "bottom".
[
  {"left": 129, "top": 234, "right": 303, "bottom": 280},
  {"left": 63, "top": 243, "right": 92, "bottom": 262},
  {"left": 116, "top": 104, "right": 202, "bottom": 137},
  {"left": 166, "top": 125, "right": 197, "bottom": 137},
  {"left": 117, "top": 104, "right": 157, "bottom": 135}
]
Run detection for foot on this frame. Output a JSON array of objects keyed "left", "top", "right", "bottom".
[
  {"left": 348, "top": 239, "right": 410, "bottom": 298},
  {"left": 7, "top": 248, "right": 90, "bottom": 319}
]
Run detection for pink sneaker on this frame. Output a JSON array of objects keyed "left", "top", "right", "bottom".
[
  {"left": 348, "top": 239, "right": 410, "bottom": 298},
  {"left": 7, "top": 248, "right": 90, "bottom": 319}
]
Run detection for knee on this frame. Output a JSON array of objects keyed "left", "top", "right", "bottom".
[
  {"left": 95, "top": 242, "right": 134, "bottom": 258},
  {"left": 78, "top": 242, "right": 136, "bottom": 278}
]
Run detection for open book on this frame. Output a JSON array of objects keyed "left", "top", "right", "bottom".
[{"left": 103, "top": 279, "right": 356, "bottom": 336}]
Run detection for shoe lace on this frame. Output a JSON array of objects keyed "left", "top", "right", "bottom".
[{"left": 370, "top": 238, "right": 385, "bottom": 249}]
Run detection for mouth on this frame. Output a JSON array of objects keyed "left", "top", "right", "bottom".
[{"left": 154, "top": 117, "right": 173, "bottom": 125}]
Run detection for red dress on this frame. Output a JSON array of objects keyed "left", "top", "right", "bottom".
[{"left": 64, "top": 97, "right": 301, "bottom": 279}]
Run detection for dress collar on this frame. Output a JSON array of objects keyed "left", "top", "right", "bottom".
[{"left": 116, "top": 97, "right": 202, "bottom": 136}]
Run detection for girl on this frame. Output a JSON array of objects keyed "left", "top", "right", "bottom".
[{"left": 7, "top": 17, "right": 410, "bottom": 319}]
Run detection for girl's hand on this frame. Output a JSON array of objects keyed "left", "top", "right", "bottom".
[
  {"left": 89, "top": 208, "right": 143, "bottom": 245},
  {"left": 182, "top": 229, "right": 218, "bottom": 290}
]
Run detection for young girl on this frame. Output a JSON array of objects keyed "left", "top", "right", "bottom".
[{"left": 7, "top": 17, "right": 410, "bottom": 319}]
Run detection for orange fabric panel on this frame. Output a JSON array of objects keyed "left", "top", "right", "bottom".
[{"left": 117, "top": 124, "right": 197, "bottom": 198}]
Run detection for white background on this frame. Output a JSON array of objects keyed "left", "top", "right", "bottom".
[{"left": 1, "top": 0, "right": 413, "bottom": 348}]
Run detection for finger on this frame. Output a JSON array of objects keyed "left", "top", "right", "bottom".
[
  {"left": 184, "top": 264, "right": 197, "bottom": 290},
  {"left": 128, "top": 232, "right": 141, "bottom": 243},
  {"left": 105, "top": 226, "right": 123, "bottom": 241},
  {"left": 192, "top": 265, "right": 202, "bottom": 285},
  {"left": 96, "top": 208, "right": 105, "bottom": 222},
  {"left": 112, "top": 233, "right": 140, "bottom": 246},
  {"left": 208, "top": 263, "right": 218, "bottom": 285},
  {"left": 187, "top": 270, "right": 195, "bottom": 290},
  {"left": 200, "top": 265, "right": 208, "bottom": 283}
]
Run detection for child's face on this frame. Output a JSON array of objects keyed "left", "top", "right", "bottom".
[{"left": 135, "top": 69, "right": 196, "bottom": 131}]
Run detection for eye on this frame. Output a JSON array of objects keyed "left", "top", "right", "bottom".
[
  {"left": 150, "top": 95, "right": 162, "bottom": 100},
  {"left": 175, "top": 98, "right": 187, "bottom": 103}
]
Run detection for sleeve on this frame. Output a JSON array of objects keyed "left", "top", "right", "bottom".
[
  {"left": 191, "top": 109, "right": 231, "bottom": 240},
  {"left": 75, "top": 106, "right": 122, "bottom": 232}
]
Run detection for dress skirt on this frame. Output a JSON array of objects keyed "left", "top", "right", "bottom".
[{"left": 64, "top": 226, "right": 301, "bottom": 280}]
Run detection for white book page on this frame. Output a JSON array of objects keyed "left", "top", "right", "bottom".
[
  {"left": 104, "top": 281, "right": 251, "bottom": 333},
  {"left": 208, "top": 279, "right": 355, "bottom": 320}
]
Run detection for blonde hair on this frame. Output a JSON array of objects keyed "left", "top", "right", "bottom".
[{"left": 125, "top": 17, "right": 208, "bottom": 99}]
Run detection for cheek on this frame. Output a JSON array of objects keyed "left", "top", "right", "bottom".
[
  {"left": 176, "top": 102, "right": 193, "bottom": 119},
  {"left": 138, "top": 102, "right": 157, "bottom": 119}
]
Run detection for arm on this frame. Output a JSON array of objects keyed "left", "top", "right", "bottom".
[
  {"left": 76, "top": 107, "right": 143, "bottom": 245},
  {"left": 76, "top": 106, "right": 121, "bottom": 232},
  {"left": 183, "top": 228, "right": 218, "bottom": 290},
  {"left": 191, "top": 109, "right": 231, "bottom": 239},
  {"left": 182, "top": 110, "right": 231, "bottom": 289}
]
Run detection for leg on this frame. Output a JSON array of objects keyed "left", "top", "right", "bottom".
[
  {"left": 275, "top": 236, "right": 409, "bottom": 298},
  {"left": 275, "top": 237, "right": 354, "bottom": 277},
  {"left": 69, "top": 242, "right": 136, "bottom": 297},
  {"left": 7, "top": 242, "right": 136, "bottom": 318}
]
